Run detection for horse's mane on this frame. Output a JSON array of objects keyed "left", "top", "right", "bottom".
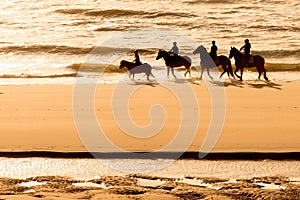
[
  {"left": 121, "top": 60, "right": 131, "bottom": 64},
  {"left": 159, "top": 49, "right": 168, "bottom": 54},
  {"left": 196, "top": 46, "right": 209, "bottom": 59},
  {"left": 231, "top": 47, "right": 243, "bottom": 56}
]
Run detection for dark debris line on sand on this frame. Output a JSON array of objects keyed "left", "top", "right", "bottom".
[{"left": 0, "top": 175, "right": 299, "bottom": 199}]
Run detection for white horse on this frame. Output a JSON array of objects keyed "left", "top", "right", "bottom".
[
  {"left": 193, "top": 45, "right": 216, "bottom": 80},
  {"left": 194, "top": 45, "right": 235, "bottom": 79}
]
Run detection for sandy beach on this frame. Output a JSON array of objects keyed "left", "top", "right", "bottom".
[
  {"left": 0, "top": 79, "right": 299, "bottom": 199},
  {"left": 0, "top": 0, "right": 299, "bottom": 198},
  {"left": 0, "top": 80, "right": 299, "bottom": 153}
]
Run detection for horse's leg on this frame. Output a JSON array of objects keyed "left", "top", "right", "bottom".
[
  {"left": 220, "top": 70, "right": 226, "bottom": 78},
  {"left": 220, "top": 65, "right": 226, "bottom": 78},
  {"left": 129, "top": 73, "right": 132, "bottom": 80},
  {"left": 146, "top": 72, "right": 150, "bottom": 81},
  {"left": 167, "top": 66, "right": 170, "bottom": 79},
  {"left": 239, "top": 67, "right": 243, "bottom": 81},
  {"left": 189, "top": 68, "right": 191, "bottom": 77},
  {"left": 184, "top": 69, "right": 187, "bottom": 77},
  {"left": 228, "top": 62, "right": 235, "bottom": 78},
  {"left": 263, "top": 67, "right": 268, "bottom": 81},
  {"left": 200, "top": 66, "right": 204, "bottom": 80},
  {"left": 129, "top": 73, "right": 133, "bottom": 83},
  {"left": 234, "top": 65, "right": 241, "bottom": 79},
  {"left": 207, "top": 68, "right": 213, "bottom": 80},
  {"left": 257, "top": 67, "right": 262, "bottom": 80},
  {"left": 184, "top": 68, "right": 191, "bottom": 78},
  {"left": 226, "top": 65, "right": 230, "bottom": 78},
  {"left": 171, "top": 67, "right": 177, "bottom": 79}
]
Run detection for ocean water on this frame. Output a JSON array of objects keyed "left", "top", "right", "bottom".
[{"left": 0, "top": 0, "right": 299, "bottom": 84}]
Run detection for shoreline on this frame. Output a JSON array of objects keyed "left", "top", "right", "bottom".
[
  {"left": 0, "top": 71, "right": 299, "bottom": 86},
  {"left": 0, "top": 151, "right": 299, "bottom": 160}
]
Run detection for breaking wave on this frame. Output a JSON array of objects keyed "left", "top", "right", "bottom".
[
  {"left": 253, "top": 49, "right": 300, "bottom": 59},
  {"left": 0, "top": 73, "right": 78, "bottom": 79},
  {"left": 55, "top": 8, "right": 198, "bottom": 18},
  {"left": 0, "top": 45, "right": 135, "bottom": 55}
]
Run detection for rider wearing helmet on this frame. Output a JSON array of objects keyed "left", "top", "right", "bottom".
[
  {"left": 240, "top": 39, "right": 251, "bottom": 66},
  {"left": 169, "top": 41, "right": 179, "bottom": 57}
]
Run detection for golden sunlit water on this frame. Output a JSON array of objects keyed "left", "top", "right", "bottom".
[{"left": 0, "top": 0, "right": 299, "bottom": 84}]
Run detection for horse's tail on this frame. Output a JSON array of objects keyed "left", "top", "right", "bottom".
[
  {"left": 182, "top": 56, "right": 192, "bottom": 69},
  {"left": 144, "top": 63, "right": 155, "bottom": 77},
  {"left": 228, "top": 59, "right": 235, "bottom": 77},
  {"left": 262, "top": 56, "right": 265, "bottom": 68}
]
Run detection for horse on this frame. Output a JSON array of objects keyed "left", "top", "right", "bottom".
[
  {"left": 193, "top": 45, "right": 235, "bottom": 80},
  {"left": 119, "top": 60, "right": 154, "bottom": 81},
  {"left": 229, "top": 47, "right": 268, "bottom": 81},
  {"left": 156, "top": 50, "right": 192, "bottom": 79}
]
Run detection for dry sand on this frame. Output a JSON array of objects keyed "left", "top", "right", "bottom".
[
  {"left": 0, "top": 80, "right": 299, "bottom": 153},
  {"left": 0, "top": 80, "right": 299, "bottom": 199}
]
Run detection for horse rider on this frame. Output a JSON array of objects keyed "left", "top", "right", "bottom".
[
  {"left": 240, "top": 39, "right": 251, "bottom": 66},
  {"left": 133, "top": 50, "right": 142, "bottom": 66},
  {"left": 169, "top": 41, "right": 179, "bottom": 57},
  {"left": 209, "top": 40, "right": 218, "bottom": 62}
]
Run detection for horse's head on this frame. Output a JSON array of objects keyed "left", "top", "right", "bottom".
[
  {"left": 193, "top": 45, "right": 206, "bottom": 55},
  {"left": 156, "top": 50, "right": 166, "bottom": 60},
  {"left": 229, "top": 47, "right": 238, "bottom": 59},
  {"left": 193, "top": 47, "right": 200, "bottom": 55},
  {"left": 119, "top": 60, "right": 126, "bottom": 69}
]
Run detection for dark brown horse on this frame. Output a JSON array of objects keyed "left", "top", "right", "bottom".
[
  {"left": 119, "top": 60, "right": 154, "bottom": 81},
  {"left": 229, "top": 47, "right": 268, "bottom": 81},
  {"left": 156, "top": 50, "right": 192, "bottom": 78},
  {"left": 193, "top": 45, "right": 235, "bottom": 79}
]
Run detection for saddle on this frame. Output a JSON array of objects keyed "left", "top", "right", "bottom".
[
  {"left": 213, "top": 57, "right": 219, "bottom": 64},
  {"left": 243, "top": 54, "right": 253, "bottom": 64},
  {"left": 169, "top": 53, "right": 181, "bottom": 61}
]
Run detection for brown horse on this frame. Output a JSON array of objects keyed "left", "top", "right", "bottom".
[
  {"left": 119, "top": 60, "right": 154, "bottom": 81},
  {"left": 193, "top": 45, "right": 235, "bottom": 79},
  {"left": 156, "top": 50, "right": 192, "bottom": 78},
  {"left": 229, "top": 47, "right": 268, "bottom": 81}
]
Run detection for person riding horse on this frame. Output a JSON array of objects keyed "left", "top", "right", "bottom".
[
  {"left": 240, "top": 39, "right": 251, "bottom": 66},
  {"left": 133, "top": 50, "right": 142, "bottom": 66},
  {"left": 209, "top": 40, "right": 218, "bottom": 63},
  {"left": 169, "top": 42, "right": 179, "bottom": 59}
]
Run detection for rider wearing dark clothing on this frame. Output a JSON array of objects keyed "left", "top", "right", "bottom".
[
  {"left": 240, "top": 39, "right": 251, "bottom": 66},
  {"left": 209, "top": 40, "right": 218, "bottom": 62},
  {"left": 169, "top": 42, "right": 179, "bottom": 57},
  {"left": 133, "top": 50, "right": 142, "bottom": 66}
]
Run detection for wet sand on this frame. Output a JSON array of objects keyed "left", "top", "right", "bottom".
[{"left": 0, "top": 175, "right": 299, "bottom": 199}]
